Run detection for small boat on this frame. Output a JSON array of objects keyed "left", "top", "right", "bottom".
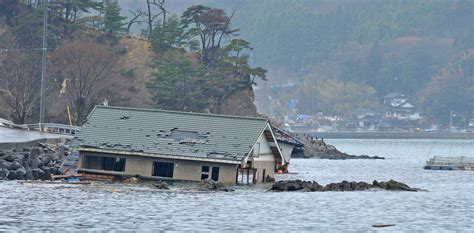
[
  {"left": 372, "top": 224, "right": 395, "bottom": 228},
  {"left": 424, "top": 156, "right": 474, "bottom": 171}
]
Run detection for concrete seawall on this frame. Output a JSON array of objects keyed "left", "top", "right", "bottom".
[
  {"left": 0, "top": 127, "right": 72, "bottom": 150},
  {"left": 299, "top": 132, "right": 474, "bottom": 140},
  {"left": 0, "top": 138, "right": 70, "bottom": 150}
]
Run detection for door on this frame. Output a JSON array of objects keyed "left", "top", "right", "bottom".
[{"left": 211, "top": 167, "right": 219, "bottom": 181}]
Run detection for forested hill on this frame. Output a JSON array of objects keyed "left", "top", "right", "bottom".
[{"left": 205, "top": 0, "right": 473, "bottom": 123}]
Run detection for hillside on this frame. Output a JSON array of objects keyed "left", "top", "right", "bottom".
[
  {"left": 209, "top": 0, "right": 474, "bottom": 123},
  {"left": 0, "top": 2, "right": 262, "bottom": 125}
]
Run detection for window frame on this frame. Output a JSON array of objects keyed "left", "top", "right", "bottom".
[{"left": 152, "top": 161, "right": 175, "bottom": 178}]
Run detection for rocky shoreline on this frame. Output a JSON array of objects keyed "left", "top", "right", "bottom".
[
  {"left": 0, "top": 147, "right": 65, "bottom": 180},
  {"left": 270, "top": 179, "right": 424, "bottom": 192},
  {"left": 294, "top": 136, "right": 385, "bottom": 159}
]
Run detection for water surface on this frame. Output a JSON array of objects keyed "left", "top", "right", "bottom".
[{"left": 1, "top": 139, "right": 473, "bottom": 231}]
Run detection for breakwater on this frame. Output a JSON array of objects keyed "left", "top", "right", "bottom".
[{"left": 299, "top": 131, "right": 474, "bottom": 140}]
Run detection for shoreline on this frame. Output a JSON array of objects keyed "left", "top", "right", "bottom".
[{"left": 297, "top": 131, "right": 474, "bottom": 140}]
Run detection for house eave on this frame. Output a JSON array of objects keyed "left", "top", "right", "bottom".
[{"left": 78, "top": 147, "right": 242, "bottom": 165}]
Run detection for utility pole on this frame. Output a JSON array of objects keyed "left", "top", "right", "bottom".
[
  {"left": 39, "top": 4, "right": 48, "bottom": 132},
  {"left": 449, "top": 109, "right": 453, "bottom": 132}
]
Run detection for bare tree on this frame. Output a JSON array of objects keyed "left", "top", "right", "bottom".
[
  {"left": 126, "top": 9, "right": 146, "bottom": 35},
  {"left": 50, "top": 41, "right": 117, "bottom": 125},
  {"left": 182, "top": 6, "right": 239, "bottom": 67},
  {"left": 145, "top": 0, "right": 167, "bottom": 38},
  {"left": 0, "top": 53, "right": 42, "bottom": 124}
]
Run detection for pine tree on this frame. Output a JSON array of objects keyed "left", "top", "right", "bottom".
[{"left": 102, "top": 2, "right": 126, "bottom": 38}]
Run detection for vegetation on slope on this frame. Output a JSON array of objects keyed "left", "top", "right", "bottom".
[
  {"left": 214, "top": 0, "right": 474, "bottom": 123},
  {"left": 0, "top": 1, "right": 265, "bottom": 124}
]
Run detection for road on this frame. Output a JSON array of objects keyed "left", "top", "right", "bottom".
[{"left": 0, "top": 127, "right": 70, "bottom": 143}]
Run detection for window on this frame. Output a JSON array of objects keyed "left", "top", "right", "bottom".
[
  {"left": 152, "top": 161, "right": 174, "bottom": 178},
  {"left": 201, "top": 166, "right": 209, "bottom": 180},
  {"left": 211, "top": 167, "right": 220, "bottom": 181},
  {"left": 84, "top": 155, "right": 126, "bottom": 172}
]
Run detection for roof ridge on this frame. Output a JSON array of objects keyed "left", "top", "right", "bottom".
[{"left": 93, "top": 105, "right": 269, "bottom": 122}]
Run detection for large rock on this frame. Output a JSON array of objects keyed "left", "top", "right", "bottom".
[
  {"left": 5, "top": 169, "right": 26, "bottom": 180},
  {"left": 9, "top": 161, "right": 22, "bottom": 171},
  {"left": 299, "top": 136, "right": 385, "bottom": 160},
  {"left": 0, "top": 161, "right": 12, "bottom": 170},
  {"left": 270, "top": 180, "right": 323, "bottom": 192},
  {"left": 0, "top": 161, "right": 22, "bottom": 171},
  {"left": 50, "top": 153, "right": 60, "bottom": 163},
  {"left": 3, "top": 154, "right": 15, "bottom": 162},
  {"left": 14, "top": 168, "right": 26, "bottom": 180},
  {"left": 322, "top": 181, "right": 372, "bottom": 191},
  {"left": 39, "top": 154, "right": 51, "bottom": 167},
  {"left": 198, "top": 179, "right": 234, "bottom": 192},
  {"left": 0, "top": 169, "right": 7, "bottom": 180},
  {"left": 372, "top": 180, "right": 420, "bottom": 192},
  {"left": 154, "top": 181, "right": 170, "bottom": 190},
  {"left": 7, "top": 171, "right": 16, "bottom": 180},
  {"left": 30, "top": 147, "right": 41, "bottom": 158},
  {"left": 40, "top": 167, "right": 52, "bottom": 180},
  {"left": 270, "top": 179, "right": 422, "bottom": 192},
  {"left": 31, "top": 169, "right": 42, "bottom": 180},
  {"left": 29, "top": 158, "right": 39, "bottom": 169},
  {"left": 22, "top": 160, "right": 30, "bottom": 170},
  {"left": 25, "top": 169, "right": 34, "bottom": 180}
]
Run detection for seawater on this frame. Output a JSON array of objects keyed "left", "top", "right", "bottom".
[{"left": 1, "top": 139, "right": 473, "bottom": 231}]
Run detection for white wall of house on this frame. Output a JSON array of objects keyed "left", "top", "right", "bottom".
[
  {"left": 248, "top": 127, "right": 279, "bottom": 182},
  {"left": 278, "top": 143, "right": 294, "bottom": 164}
]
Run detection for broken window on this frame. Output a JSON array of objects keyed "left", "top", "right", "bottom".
[
  {"left": 152, "top": 161, "right": 174, "bottom": 178},
  {"left": 201, "top": 166, "right": 209, "bottom": 180},
  {"left": 83, "top": 155, "right": 126, "bottom": 172}
]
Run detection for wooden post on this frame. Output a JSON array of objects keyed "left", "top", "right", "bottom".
[{"left": 247, "top": 168, "right": 250, "bottom": 185}]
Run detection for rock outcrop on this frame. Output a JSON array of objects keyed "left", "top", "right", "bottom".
[
  {"left": 154, "top": 181, "right": 170, "bottom": 190},
  {"left": 270, "top": 179, "right": 423, "bottom": 192},
  {"left": 198, "top": 179, "right": 234, "bottom": 192},
  {"left": 297, "top": 136, "right": 384, "bottom": 160},
  {"left": 0, "top": 147, "right": 64, "bottom": 180}
]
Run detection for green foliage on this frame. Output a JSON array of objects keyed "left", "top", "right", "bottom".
[
  {"left": 218, "top": 39, "right": 267, "bottom": 86},
  {"left": 146, "top": 51, "right": 212, "bottom": 112},
  {"left": 209, "top": 0, "right": 473, "bottom": 120},
  {"left": 147, "top": 6, "right": 267, "bottom": 113},
  {"left": 419, "top": 56, "right": 474, "bottom": 123},
  {"left": 181, "top": 5, "right": 239, "bottom": 66},
  {"left": 150, "top": 15, "right": 198, "bottom": 54},
  {"left": 123, "top": 69, "right": 135, "bottom": 79},
  {"left": 10, "top": 6, "right": 61, "bottom": 49},
  {"left": 102, "top": 2, "right": 127, "bottom": 38},
  {"left": 298, "top": 78, "right": 379, "bottom": 116}
]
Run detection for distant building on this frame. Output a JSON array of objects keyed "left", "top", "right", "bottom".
[
  {"left": 383, "top": 93, "right": 421, "bottom": 121},
  {"left": 76, "top": 106, "right": 285, "bottom": 185}
]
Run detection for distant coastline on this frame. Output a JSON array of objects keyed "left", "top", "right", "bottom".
[{"left": 300, "top": 131, "right": 474, "bottom": 140}]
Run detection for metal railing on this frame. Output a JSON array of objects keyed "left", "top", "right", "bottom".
[
  {"left": 427, "top": 156, "right": 474, "bottom": 167},
  {"left": 0, "top": 118, "right": 79, "bottom": 135}
]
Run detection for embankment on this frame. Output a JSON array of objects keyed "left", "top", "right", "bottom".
[{"left": 301, "top": 132, "right": 473, "bottom": 140}]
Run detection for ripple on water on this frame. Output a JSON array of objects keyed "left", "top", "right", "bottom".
[{"left": 0, "top": 139, "right": 473, "bottom": 231}]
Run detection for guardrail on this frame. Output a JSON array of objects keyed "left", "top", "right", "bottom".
[{"left": 0, "top": 118, "right": 79, "bottom": 135}]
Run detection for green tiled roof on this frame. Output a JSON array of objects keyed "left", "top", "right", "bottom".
[{"left": 76, "top": 106, "right": 270, "bottom": 162}]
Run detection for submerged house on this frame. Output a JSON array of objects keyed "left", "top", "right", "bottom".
[
  {"left": 75, "top": 106, "right": 285, "bottom": 184},
  {"left": 271, "top": 126, "right": 304, "bottom": 171}
]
